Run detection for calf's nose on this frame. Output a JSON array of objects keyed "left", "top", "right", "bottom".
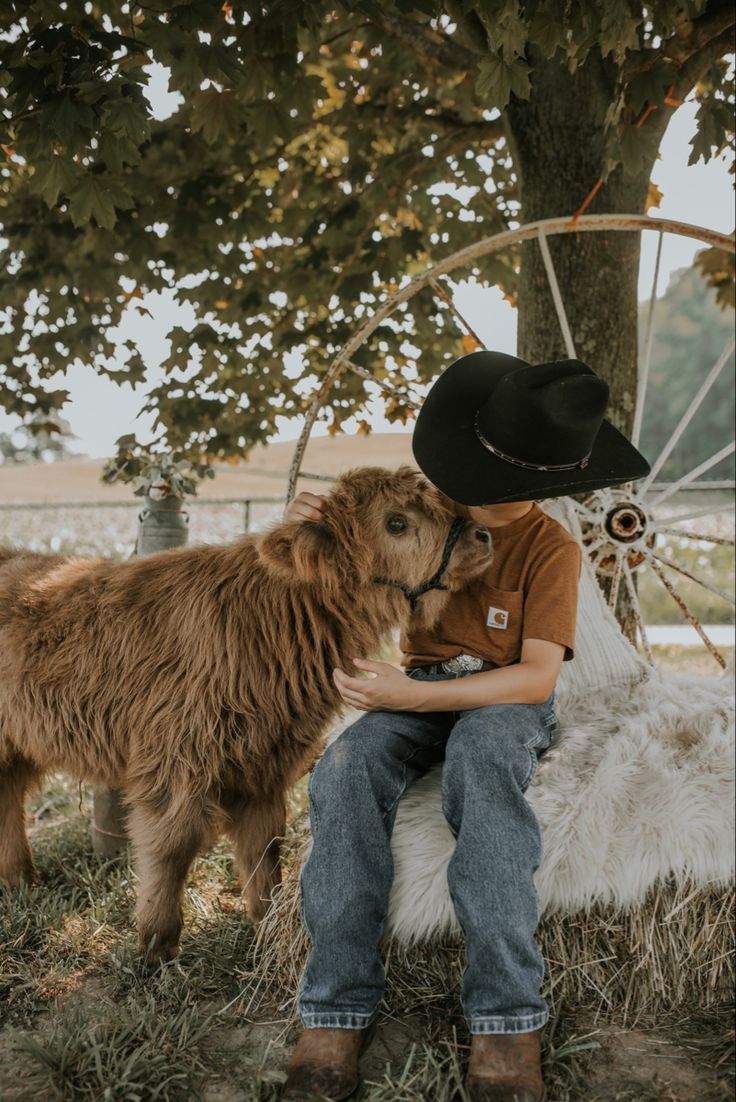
[{"left": 474, "top": 528, "right": 490, "bottom": 544}]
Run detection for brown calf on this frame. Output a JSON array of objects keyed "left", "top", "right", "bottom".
[{"left": 0, "top": 466, "right": 492, "bottom": 962}]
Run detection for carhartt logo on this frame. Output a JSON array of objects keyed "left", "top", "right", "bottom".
[{"left": 487, "top": 606, "right": 509, "bottom": 629}]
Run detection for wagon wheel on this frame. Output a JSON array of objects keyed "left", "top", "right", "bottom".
[{"left": 286, "top": 214, "right": 735, "bottom": 671}]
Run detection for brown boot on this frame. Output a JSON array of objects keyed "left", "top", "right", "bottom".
[
  {"left": 465, "top": 1027, "right": 546, "bottom": 1102},
  {"left": 281, "top": 1025, "right": 373, "bottom": 1101}
]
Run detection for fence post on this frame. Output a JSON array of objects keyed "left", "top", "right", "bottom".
[{"left": 90, "top": 493, "right": 189, "bottom": 858}]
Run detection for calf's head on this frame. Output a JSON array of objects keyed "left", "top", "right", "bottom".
[{"left": 261, "top": 466, "right": 493, "bottom": 629}]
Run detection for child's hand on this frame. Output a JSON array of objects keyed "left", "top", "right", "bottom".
[
  {"left": 284, "top": 491, "right": 327, "bottom": 524},
  {"left": 333, "top": 658, "right": 423, "bottom": 712}
]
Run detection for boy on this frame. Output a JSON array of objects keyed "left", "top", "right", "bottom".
[{"left": 282, "top": 352, "right": 651, "bottom": 1102}]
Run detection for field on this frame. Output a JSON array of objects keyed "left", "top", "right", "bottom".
[{"left": 0, "top": 472, "right": 733, "bottom": 1100}]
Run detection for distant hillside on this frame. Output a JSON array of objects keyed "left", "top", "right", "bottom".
[
  {"left": 637, "top": 265, "right": 734, "bottom": 483},
  {"left": 0, "top": 432, "right": 415, "bottom": 504}
]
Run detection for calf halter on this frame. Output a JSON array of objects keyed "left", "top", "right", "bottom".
[{"left": 372, "top": 516, "right": 466, "bottom": 611}]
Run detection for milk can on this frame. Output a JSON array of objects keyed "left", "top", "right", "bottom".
[{"left": 91, "top": 489, "right": 189, "bottom": 858}]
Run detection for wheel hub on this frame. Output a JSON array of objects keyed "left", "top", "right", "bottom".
[{"left": 578, "top": 488, "right": 655, "bottom": 577}]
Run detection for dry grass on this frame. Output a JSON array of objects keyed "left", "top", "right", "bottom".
[
  {"left": 1, "top": 778, "right": 733, "bottom": 1101},
  {"left": 247, "top": 830, "right": 735, "bottom": 1029},
  {"left": 1, "top": 634, "right": 733, "bottom": 1099}
]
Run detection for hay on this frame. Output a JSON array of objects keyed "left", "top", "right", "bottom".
[{"left": 244, "top": 827, "right": 735, "bottom": 1029}]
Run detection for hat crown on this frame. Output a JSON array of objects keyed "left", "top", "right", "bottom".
[{"left": 476, "top": 360, "right": 609, "bottom": 467}]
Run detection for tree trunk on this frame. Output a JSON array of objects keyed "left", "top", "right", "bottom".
[
  {"left": 507, "top": 48, "right": 657, "bottom": 644},
  {"left": 90, "top": 495, "right": 189, "bottom": 858}
]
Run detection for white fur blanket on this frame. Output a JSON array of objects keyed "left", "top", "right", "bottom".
[{"left": 316, "top": 662, "right": 734, "bottom": 945}]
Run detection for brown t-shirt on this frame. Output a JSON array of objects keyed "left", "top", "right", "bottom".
[{"left": 401, "top": 501, "right": 582, "bottom": 669}]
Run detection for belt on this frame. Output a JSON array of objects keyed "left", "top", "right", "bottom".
[{"left": 413, "top": 654, "right": 497, "bottom": 675}]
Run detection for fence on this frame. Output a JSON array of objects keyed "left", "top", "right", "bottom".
[{"left": 0, "top": 497, "right": 285, "bottom": 559}]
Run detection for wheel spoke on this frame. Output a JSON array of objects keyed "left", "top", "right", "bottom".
[
  {"left": 643, "top": 547, "right": 735, "bottom": 606},
  {"left": 646, "top": 440, "right": 736, "bottom": 509},
  {"left": 632, "top": 228, "right": 664, "bottom": 450},
  {"left": 621, "top": 558, "right": 654, "bottom": 664},
  {"left": 429, "top": 278, "right": 485, "bottom": 348},
  {"left": 652, "top": 525, "right": 735, "bottom": 547},
  {"left": 654, "top": 502, "right": 736, "bottom": 525},
  {"left": 648, "top": 480, "right": 734, "bottom": 492},
  {"left": 608, "top": 549, "right": 624, "bottom": 611},
  {"left": 638, "top": 336, "right": 735, "bottom": 497},
  {"left": 537, "top": 227, "right": 577, "bottom": 359},
  {"left": 644, "top": 556, "right": 727, "bottom": 668}
]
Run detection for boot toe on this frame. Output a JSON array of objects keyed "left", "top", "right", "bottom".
[
  {"left": 282, "top": 1063, "right": 359, "bottom": 1101},
  {"left": 466, "top": 1082, "right": 546, "bottom": 1102}
]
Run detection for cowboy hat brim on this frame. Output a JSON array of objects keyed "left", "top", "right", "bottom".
[{"left": 411, "top": 351, "right": 651, "bottom": 505}]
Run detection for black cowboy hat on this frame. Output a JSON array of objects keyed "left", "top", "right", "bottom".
[{"left": 412, "top": 351, "right": 651, "bottom": 505}]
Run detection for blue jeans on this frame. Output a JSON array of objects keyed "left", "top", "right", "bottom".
[{"left": 296, "top": 668, "right": 558, "bottom": 1035}]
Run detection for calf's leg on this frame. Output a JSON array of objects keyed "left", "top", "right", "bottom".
[
  {"left": 127, "top": 801, "right": 209, "bottom": 964},
  {"left": 0, "top": 757, "right": 41, "bottom": 886},
  {"left": 225, "top": 795, "right": 285, "bottom": 924}
]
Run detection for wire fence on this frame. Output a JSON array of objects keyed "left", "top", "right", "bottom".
[{"left": 0, "top": 497, "right": 285, "bottom": 559}]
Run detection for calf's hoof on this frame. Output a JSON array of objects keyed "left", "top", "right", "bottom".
[
  {"left": 138, "top": 934, "right": 181, "bottom": 969},
  {"left": 282, "top": 1024, "right": 375, "bottom": 1101}
]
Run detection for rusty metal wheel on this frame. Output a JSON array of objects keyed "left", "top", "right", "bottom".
[{"left": 287, "top": 214, "right": 735, "bottom": 670}]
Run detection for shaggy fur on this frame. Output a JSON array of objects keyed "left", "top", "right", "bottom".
[
  {"left": 0, "top": 465, "right": 491, "bottom": 962},
  {"left": 383, "top": 662, "right": 734, "bottom": 942}
]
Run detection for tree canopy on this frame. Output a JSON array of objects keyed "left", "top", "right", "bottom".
[{"left": 1, "top": 1, "right": 733, "bottom": 460}]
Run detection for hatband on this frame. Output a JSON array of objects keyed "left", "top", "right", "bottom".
[{"left": 473, "top": 413, "right": 592, "bottom": 472}]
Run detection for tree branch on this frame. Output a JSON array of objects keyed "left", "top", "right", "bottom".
[
  {"left": 442, "top": 1, "right": 489, "bottom": 55},
  {"left": 399, "top": 106, "right": 504, "bottom": 142},
  {"left": 644, "top": 25, "right": 735, "bottom": 144},
  {"left": 371, "top": 11, "right": 484, "bottom": 70},
  {"left": 624, "top": 0, "right": 735, "bottom": 81},
  {"left": 673, "top": 26, "right": 736, "bottom": 98}
]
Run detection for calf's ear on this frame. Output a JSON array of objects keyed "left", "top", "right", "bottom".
[
  {"left": 292, "top": 521, "right": 337, "bottom": 581},
  {"left": 260, "top": 521, "right": 337, "bottom": 582}
]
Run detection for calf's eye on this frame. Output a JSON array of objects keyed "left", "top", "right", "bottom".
[{"left": 386, "top": 514, "right": 408, "bottom": 535}]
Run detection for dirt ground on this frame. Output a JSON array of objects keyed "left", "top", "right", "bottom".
[{"left": 1, "top": 973, "right": 731, "bottom": 1101}]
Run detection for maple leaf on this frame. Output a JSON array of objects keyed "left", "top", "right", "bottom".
[{"left": 645, "top": 182, "right": 664, "bottom": 211}]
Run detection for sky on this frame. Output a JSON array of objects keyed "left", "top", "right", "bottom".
[{"left": 1, "top": 86, "right": 733, "bottom": 460}]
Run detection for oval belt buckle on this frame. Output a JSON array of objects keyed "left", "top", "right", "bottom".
[{"left": 442, "top": 654, "right": 485, "bottom": 673}]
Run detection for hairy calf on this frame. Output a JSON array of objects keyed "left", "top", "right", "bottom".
[{"left": 0, "top": 466, "right": 492, "bottom": 962}]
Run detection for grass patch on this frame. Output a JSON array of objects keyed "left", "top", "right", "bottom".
[{"left": 9, "top": 993, "right": 213, "bottom": 1101}]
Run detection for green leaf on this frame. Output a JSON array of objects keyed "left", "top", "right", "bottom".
[
  {"left": 688, "top": 100, "right": 732, "bottom": 165},
  {"left": 40, "top": 94, "right": 96, "bottom": 153},
  {"left": 494, "top": 2, "right": 528, "bottom": 60},
  {"left": 190, "top": 89, "right": 242, "bottom": 144},
  {"left": 104, "top": 98, "right": 151, "bottom": 143},
  {"left": 29, "top": 155, "right": 78, "bottom": 207},
  {"left": 528, "top": 7, "right": 567, "bottom": 59},
  {"left": 476, "top": 54, "right": 531, "bottom": 109},
  {"left": 67, "top": 176, "right": 120, "bottom": 229},
  {"left": 617, "top": 121, "right": 661, "bottom": 178},
  {"left": 599, "top": 2, "right": 641, "bottom": 60},
  {"left": 168, "top": 44, "right": 205, "bottom": 93},
  {"left": 7, "top": 64, "right": 43, "bottom": 112},
  {"left": 243, "top": 98, "right": 288, "bottom": 147},
  {"left": 627, "top": 60, "right": 677, "bottom": 113},
  {"left": 98, "top": 131, "right": 141, "bottom": 174}
]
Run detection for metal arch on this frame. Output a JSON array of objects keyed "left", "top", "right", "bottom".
[{"left": 286, "top": 213, "right": 735, "bottom": 503}]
